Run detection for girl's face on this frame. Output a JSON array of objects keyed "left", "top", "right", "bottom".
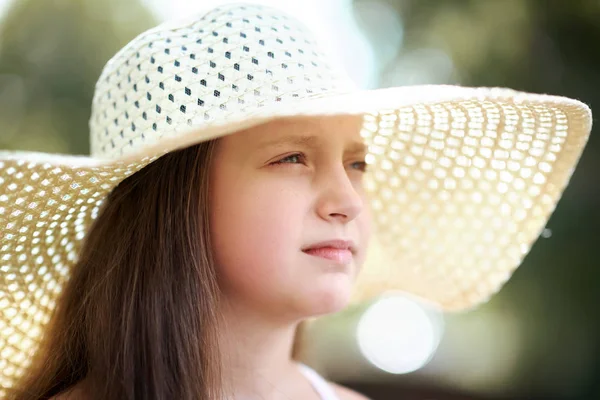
[{"left": 210, "top": 115, "right": 371, "bottom": 319}]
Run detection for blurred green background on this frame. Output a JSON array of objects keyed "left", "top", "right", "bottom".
[{"left": 1, "top": 0, "right": 598, "bottom": 399}]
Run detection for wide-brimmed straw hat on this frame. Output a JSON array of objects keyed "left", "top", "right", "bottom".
[{"left": 0, "top": 2, "right": 593, "bottom": 392}]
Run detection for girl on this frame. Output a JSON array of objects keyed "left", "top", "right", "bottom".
[{"left": 0, "top": 2, "right": 592, "bottom": 399}]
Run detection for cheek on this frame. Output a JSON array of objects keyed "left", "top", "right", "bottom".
[{"left": 210, "top": 181, "right": 306, "bottom": 292}]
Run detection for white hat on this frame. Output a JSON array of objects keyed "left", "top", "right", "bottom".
[{"left": 0, "top": 2, "right": 592, "bottom": 392}]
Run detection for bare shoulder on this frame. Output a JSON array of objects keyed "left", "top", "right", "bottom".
[
  {"left": 331, "top": 382, "right": 371, "bottom": 400},
  {"left": 49, "top": 383, "right": 88, "bottom": 400}
]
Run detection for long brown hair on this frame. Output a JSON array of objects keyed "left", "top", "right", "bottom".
[{"left": 8, "top": 139, "right": 223, "bottom": 399}]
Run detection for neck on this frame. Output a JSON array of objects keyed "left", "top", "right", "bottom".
[{"left": 218, "top": 297, "right": 304, "bottom": 399}]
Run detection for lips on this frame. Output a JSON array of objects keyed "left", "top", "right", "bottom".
[{"left": 302, "top": 240, "right": 356, "bottom": 264}]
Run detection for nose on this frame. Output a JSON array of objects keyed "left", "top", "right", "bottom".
[{"left": 315, "top": 166, "right": 364, "bottom": 223}]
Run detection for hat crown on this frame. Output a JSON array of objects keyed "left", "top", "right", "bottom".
[{"left": 89, "top": 3, "right": 356, "bottom": 160}]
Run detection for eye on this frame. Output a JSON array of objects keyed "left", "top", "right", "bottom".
[
  {"left": 271, "top": 153, "right": 306, "bottom": 165},
  {"left": 350, "top": 161, "right": 368, "bottom": 172}
]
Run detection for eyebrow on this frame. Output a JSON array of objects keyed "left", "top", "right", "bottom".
[{"left": 260, "top": 135, "right": 367, "bottom": 154}]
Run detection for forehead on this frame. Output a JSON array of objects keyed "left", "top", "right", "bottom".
[{"left": 221, "top": 114, "right": 366, "bottom": 150}]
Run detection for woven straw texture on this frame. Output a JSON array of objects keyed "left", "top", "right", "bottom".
[{"left": 0, "top": 2, "right": 593, "bottom": 394}]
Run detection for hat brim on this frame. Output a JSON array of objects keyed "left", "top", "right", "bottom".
[{"left": 0, "top": 84, "right": 592, "bottom": 317}]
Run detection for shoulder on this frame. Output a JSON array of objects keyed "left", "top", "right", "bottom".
[
  {"left": 49, "top": 383, "right": 88, "bottom": 400},
  {"left": 331, "top": 382, "right": 371, "bottom": 400}
]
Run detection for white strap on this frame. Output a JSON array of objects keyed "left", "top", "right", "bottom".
[{"left": 297, "top": 363, "right": 340, "bottom": 400}]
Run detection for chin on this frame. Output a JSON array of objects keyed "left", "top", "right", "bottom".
[{"left": 302, "top": 278, "right": 354, "bottom": 317}]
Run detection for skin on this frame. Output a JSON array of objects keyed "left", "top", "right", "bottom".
[{"left": 211, "top": 115, "right": 372, "bottom": 399}]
